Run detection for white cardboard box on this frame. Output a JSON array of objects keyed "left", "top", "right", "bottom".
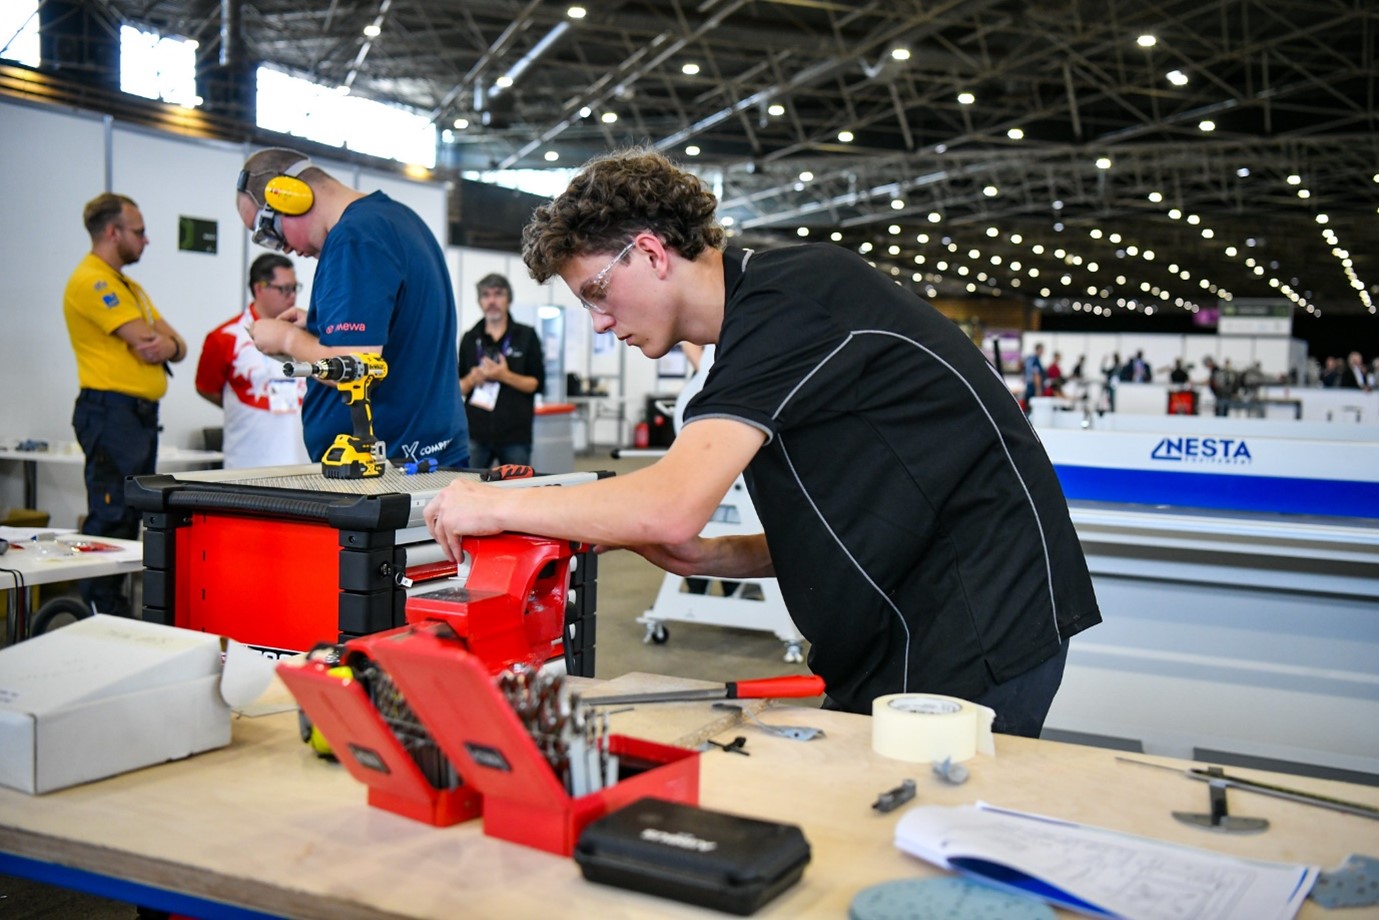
[{"left": 0, "top": 615, "right": 235, "bottom": 794}]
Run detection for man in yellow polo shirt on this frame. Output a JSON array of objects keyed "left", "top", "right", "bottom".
[{"left": 63, "top": 193, "right": 186, "bottom": 618}]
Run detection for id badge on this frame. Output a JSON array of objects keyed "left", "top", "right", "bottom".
[
  {"left": 268, "top": 378, "right": 302, "bottom": 414},
  {"left": 470, "top": 380, "right": 500, "bottom": 411}
]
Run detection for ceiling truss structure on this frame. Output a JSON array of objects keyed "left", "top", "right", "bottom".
[{"left": 97, "top": 0, "right": 1379, "bottom": 318}]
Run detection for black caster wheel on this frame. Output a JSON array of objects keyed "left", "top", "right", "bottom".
[
  {"left": 646, "top": 623, "right": 669, "bottom": 644},
  {"left": 28, "top": 597, "right": 93, "bottom": 637}
]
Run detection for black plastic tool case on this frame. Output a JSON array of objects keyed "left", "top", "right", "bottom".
[{"left": 573, "top": 797, "right": 811, "bottom": 915}]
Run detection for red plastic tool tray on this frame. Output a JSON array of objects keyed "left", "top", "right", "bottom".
[{"left": 371, "top": 622, "right": 700, "bottom": 856}]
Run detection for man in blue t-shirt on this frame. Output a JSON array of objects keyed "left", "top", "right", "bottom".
[{"left": 235, "top": 147, "right": 468, "bottom": 468}]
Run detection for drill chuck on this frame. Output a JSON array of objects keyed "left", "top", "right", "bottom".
[{"left": 282, "top": 355, "right": 383, "bottom": 382}]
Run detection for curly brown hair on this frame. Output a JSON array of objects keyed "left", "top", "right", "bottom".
[{"left": 522, "top": 147, "right": 725, "bottom": 283}]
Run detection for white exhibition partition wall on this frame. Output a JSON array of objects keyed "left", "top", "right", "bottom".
[
  {"left": 0, "top": 102, "right": 108, "bottom": 440},
  {"left": 109, "top": 125, "right": 254, "bottom": 453}
]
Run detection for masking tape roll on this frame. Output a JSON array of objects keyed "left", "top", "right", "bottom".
[{"left": 871, "top": 694, "right": 996, "bottom": 763}]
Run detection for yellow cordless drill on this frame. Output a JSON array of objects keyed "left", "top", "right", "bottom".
[{"left": 284, "top": 353, "right": 389, "bottom": 479}]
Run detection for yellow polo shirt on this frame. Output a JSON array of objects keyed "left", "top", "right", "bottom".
[{"left": 63, "top": 253, "right": 168, "bottom": 401}]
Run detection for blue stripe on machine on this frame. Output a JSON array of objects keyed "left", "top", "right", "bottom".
[{"left": 1054, "top": 465, "right": 1379, "bottom": 519}]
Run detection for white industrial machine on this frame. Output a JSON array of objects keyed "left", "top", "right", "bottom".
[
  {"left": 1036, "top": 409, "right": 1379, "bottom": 780},
  {"left": 637, "top": 474, "right": 805, "bottom": 663},
  {"left": 635, "top": 346, "right": 806, "bottom": 663}
]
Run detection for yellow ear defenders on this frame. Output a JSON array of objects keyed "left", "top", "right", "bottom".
[
  {"left": 238, "top": 157, "right": 314, "bottom": 252},
  {"left": 263, "top": 158, "right": 315, "bottom": 216}
]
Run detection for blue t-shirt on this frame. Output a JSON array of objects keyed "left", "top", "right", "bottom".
[{"left": 302, "top": 192, "right": 469, "bottom": 467}]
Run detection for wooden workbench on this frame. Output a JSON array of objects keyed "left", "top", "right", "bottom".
[{"left": 1, "top": 672, "right": 1376, "bottom": 918}]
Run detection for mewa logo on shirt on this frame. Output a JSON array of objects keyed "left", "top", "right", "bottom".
[{"left": 324, "top": 321, "right": 368, "bottom": 335}]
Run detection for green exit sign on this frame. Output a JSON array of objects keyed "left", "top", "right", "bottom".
[{"left": 178, "top": 216, "right": 218, "bottom": 254}]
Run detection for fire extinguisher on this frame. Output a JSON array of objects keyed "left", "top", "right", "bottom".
[{"left": 633, "top": 421, "right": 650, "bottom": 449}]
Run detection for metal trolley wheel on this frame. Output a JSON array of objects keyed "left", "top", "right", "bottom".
[{"left": 28, "top": 597, "right": 94, "bottom": 637}]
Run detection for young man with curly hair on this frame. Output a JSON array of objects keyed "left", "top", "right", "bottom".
[{"left": 426, "top": 148, "right": 1100, "bottom": 735}]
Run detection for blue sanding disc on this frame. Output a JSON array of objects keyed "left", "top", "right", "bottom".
[{"left": 849, "top": 877, "right": 1055, "bottom": 920}]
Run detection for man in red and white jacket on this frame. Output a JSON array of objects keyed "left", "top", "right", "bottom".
[{"left": 195, "top": 253, "right": 310, "bottom": 468}]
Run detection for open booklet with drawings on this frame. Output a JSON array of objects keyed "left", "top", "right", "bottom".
[{"left": 894, "top": 802, "right": 1317, "bottom": 920}]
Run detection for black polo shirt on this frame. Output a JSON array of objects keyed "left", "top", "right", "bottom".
[
  {"left": 684, "top": 245, "right": 1100, "bottom": 713},
  {"left": 458, "top": 318, "right": 546, "bottom": 445}
]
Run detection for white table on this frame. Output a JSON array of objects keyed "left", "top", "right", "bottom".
[
  {"left": 0, "top": 530, "right": 143, "bottom": 645},
  {"left": 0, "top": 441, "right": 222, "bottom": 517},
  {"left": 568, "top": 396, "right": 632, "bottom": 452}
]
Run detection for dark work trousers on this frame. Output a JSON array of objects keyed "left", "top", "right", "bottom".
[
  {"left": 72, "top": 389, "right": 159, "bottom": 617},
  {"left": 468, "top": 440, "right": 532, "bottom": 468},
  {"left": 970, "top": 640, "right": 1070, "bottom": 738},
  {"left": 821, "top": 641, "right": 1070, "bottom": 739}
]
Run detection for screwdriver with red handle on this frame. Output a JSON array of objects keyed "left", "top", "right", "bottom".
[{"left": 582, "top": 674, "right": 825, "bottom": 706}]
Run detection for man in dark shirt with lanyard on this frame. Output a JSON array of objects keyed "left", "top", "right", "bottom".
[
  {"left": 458, "top": 273, "right": 545, "bottom": 467},
  {"left": 425, "top": 149, "right": 1101, "bottom": 736}
]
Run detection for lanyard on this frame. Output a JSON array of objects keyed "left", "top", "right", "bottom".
[
  {"left": 116, "top": 272, "right": 156, "bottom": 325},
  {"left": 477, "top": 330, "right": 512, "bottom": 362}
]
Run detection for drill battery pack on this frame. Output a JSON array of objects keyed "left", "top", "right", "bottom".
[{"left": 573, "top": 797, "right": 811, "bottom": 915}]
